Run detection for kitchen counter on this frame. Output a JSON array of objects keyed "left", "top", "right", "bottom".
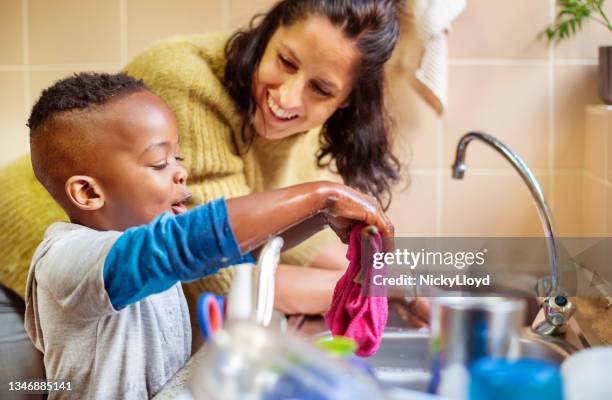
[{"left": 573, "top": 297, "right": 612, "bottom": 344}]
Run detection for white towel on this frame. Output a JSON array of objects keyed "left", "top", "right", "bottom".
[{"left": 410, "top": 0, "right": 466, "bottom": 114}]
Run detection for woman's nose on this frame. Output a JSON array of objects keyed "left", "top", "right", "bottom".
[
  {"left": 174, "top": 165, "right": 187, "bottom": 185},
  {"left": 279, "top": 76, "right": 304, "bottom": 109}
]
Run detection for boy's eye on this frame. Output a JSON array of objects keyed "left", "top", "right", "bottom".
[
  {"left": 175, "top": 156, "right": 185, "bottom": 162},
  {"left": 151, "top": 161, "right": 169, "bottom": 170}
]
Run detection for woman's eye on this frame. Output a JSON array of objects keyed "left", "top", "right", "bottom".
[
  {"left": 278, "top": 55, "right": 296, "bottom": 71},
  {"left": 312, "top": 83, "right": 331, "bottom": 97}
]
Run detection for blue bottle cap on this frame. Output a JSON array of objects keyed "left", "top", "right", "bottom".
[{"left": 469, "top": 358, "right": 563, "bottom": 400}]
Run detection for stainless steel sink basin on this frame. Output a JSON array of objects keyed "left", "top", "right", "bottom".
[
  {"left": 362, "top": 327, "right": 575, "bottom": 391},
  {"left": 307, "top": 299, "right": 585, "bottom": 393},
  {"left": 300, "top": 292, "right": 598, "bottom": 394},
  {"left": 365, "top": 329, "right": 430, "bottom": 391}
]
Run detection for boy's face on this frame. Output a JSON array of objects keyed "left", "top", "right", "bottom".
[{"left": 90, "top": 90, "right": 191, "bottom": 231}]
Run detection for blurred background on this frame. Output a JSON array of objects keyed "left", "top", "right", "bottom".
[{"left": 0, "top": 0, "right": 610, "bottom": 238}]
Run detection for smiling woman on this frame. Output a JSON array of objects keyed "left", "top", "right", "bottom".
[
  {"left": 122, "top": 0, "right": 405, "bottom": 347},
  {"left": 251, "top": 16, "right": 359, "bottom": 139},
  {"left": 225, "top": 0, "right": 404, "bottom": 206}
]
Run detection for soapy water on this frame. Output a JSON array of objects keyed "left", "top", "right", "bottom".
[{"left": 375, "top": 366, "right": 430, "bottom": 383}]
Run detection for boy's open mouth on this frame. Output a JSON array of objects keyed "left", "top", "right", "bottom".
[{"left": 171, "top": 194, "right": 192, "bottom": 215}]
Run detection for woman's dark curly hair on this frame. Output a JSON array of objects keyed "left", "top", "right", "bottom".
[{"left": 225, "top": 0, "right": 403, "bottom": 209}]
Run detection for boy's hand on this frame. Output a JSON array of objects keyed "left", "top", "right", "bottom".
[
  {"left": 319, "top": 183, "right": 394, "bottom": 243},
  {"left": 227, "top": 181, "right": 394, "bottom": 253}
]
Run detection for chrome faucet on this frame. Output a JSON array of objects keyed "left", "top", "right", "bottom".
[
  {"left": 227, "top": 236, "right": 284, "bottom": 327},
  {"left": 451, "top": 132, "right": 575, "bottom": 335},
  {"left": 254, "top": 237, "right": 284, "bottom": 327}
]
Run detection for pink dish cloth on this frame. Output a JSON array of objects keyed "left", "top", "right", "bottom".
[{"left": 324, "top": 224, "right": 388, "bottom": 357}]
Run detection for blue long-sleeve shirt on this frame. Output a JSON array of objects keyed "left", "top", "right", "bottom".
[{"left": 103, "top": 198, "right": 254, "bottom": 309}]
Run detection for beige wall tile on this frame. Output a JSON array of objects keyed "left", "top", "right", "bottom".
[
  {"left": 555, "top": 2, "right": 612, "bottom": 59},
  {"left": 0, "top": 72, "right": 28, "bottom": 166},
  {"left": 584, "top": 107, "right": 608, "bottom": 179},
  {"left": 552, "top": 173, "right": 583, "bottom": 236},
  {"left": 444, "top": 65, "right": 550, "bottom": 169},
  {"left": 387, "top": 70, "right": 440, "bottom": 169},
  {"left": 388, "top": 173, "right": 438, "bottom": 236},
  {"left": 581, "top": 176, "right": 607, "bottom": 236},
  {"left": 29, "top": 0, "right": 121, "bottom": 64},
  {"left": 127, "top": 0, "right": 226, "bottom": 59},
  {"left": 385, "top": 19, "right": 440, "bottom": 169},
  {"left": 603, "top": 107, "right": 612, "bottom": 184},
  {"left": 608, "top": 186, "right": 612, "bottom": 236},
  {"left": 555, "top": 65, "right": 600, "bottom": 168},
  {"left": 229, "top": 0, "right": 275, "bottom": 30},
  {"left": 448, "top": 0, "right": 549, "bottom": 59},
  {"left": 442, "top": 174, "right": 549, "bottom": 237},
  {"left": 0, "top": 0, "right": 23, "bottom": 65}
]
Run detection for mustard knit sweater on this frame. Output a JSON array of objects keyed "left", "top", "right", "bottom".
[{"left": 0, "top": 33, "right": 335, "bottom": 299}]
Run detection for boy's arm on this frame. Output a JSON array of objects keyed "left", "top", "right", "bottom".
[
  {"left": 104, "top": 182, "right": 393, "bottom": 310},
  {"left": 103, "top": 199, "right": 251, "bottom": 309}
]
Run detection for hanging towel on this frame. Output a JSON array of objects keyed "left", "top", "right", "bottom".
[
  {"left": 410, "top": 0, "right": 466, "bottom": 114},
  {"left": 324, "top": 224, "right": 388, "bottom": 357}
]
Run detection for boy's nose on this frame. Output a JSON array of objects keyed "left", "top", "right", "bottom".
[{"left": 174, "top": 165, "right": 187, "bottom": 185}]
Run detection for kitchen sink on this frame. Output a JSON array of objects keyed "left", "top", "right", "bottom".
[
  {"left": 305, "top": 296, "right": 595, "bottom": 393},
  {"left": 361, "top": 327, "right": 575, "bottom": 391}
]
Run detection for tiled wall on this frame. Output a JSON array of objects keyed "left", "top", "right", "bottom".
[
  {"left": 1, "top": 0, "right": 610, "bottom": 237},
  {"left": 386, "top": 0, "right": 611, "bottom": 238},
  {"left": 583, "top": 106, "right": 612, "bottom": 236}
]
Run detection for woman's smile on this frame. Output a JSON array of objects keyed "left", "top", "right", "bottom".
[{"left": 266, "top": 91, "right": 300, "bottom": 122}]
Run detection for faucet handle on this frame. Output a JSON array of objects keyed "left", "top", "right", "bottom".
[
  {"left": 531, "top": 295, "right": 576, "bottom": 335},
  {"left": 546, "top": 295, "right": 576, "bottom": 326}
]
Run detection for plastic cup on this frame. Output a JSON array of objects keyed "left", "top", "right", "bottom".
[
  {"left": 469, "top": 358, "right": 563, "bottom": 400},
  {"left": 561, "top": 346, "right": 612, "bottom": 400}
]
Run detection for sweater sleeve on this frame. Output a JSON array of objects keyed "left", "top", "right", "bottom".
[
  {"left": 103, "top": 198, "right": 253, "bottom": 309},
  {"left": 0, "top": 155, "right": 67, "bottom": 299}
]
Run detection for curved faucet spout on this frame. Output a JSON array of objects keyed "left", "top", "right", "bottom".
[
  {"left": 451, "top": 132, "right": 559, "bottom": 291},
  {"left": 451, "top": 132, "right": 574, "bottom": 335}
]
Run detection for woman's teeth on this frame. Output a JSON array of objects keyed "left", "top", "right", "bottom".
[{"left": 267, "top": 93, "right": 298, "bottom": 120}]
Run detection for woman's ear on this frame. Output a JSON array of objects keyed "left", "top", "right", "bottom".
[{"left": 65, "top": 175, "right": 105, "bottom": 211}]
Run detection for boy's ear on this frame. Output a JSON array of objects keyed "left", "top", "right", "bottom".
[{"left": 65, "top": 175, "right": 105, "bottom": 211}]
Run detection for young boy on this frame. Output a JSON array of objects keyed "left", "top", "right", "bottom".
[{"left": 24, "top": 73, "right": 392, "bottom": 399}]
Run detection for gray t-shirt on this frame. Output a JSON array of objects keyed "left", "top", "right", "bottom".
[{"left": 24, "top": 222, "right": 191, "bottom": 399}]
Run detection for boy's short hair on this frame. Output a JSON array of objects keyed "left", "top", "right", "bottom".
[
  {"left": 28, "top": 72, "right": 147, "bottom": 131},
  {"left": 29, "top": 72, "right": 148, "bottom": 206}
]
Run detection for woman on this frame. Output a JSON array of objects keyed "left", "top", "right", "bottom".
[
  {"left": 124, "top": 0, "right": 406, "bottom": 319},
  {"left": 0, "top": 0, "right": 422, "bottom": 377}
]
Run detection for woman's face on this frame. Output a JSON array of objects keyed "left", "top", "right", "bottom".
[{"left": 252, "top": 16, "right": 360, "bottom": 139}]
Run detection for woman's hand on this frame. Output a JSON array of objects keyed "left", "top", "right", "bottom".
[{"left": 317, "top": 182, "right": 394, "bottom": 243}]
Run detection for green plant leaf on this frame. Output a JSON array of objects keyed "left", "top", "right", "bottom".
[{"left": 543, "top": 0, "right": 611, "bottom": 44}]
